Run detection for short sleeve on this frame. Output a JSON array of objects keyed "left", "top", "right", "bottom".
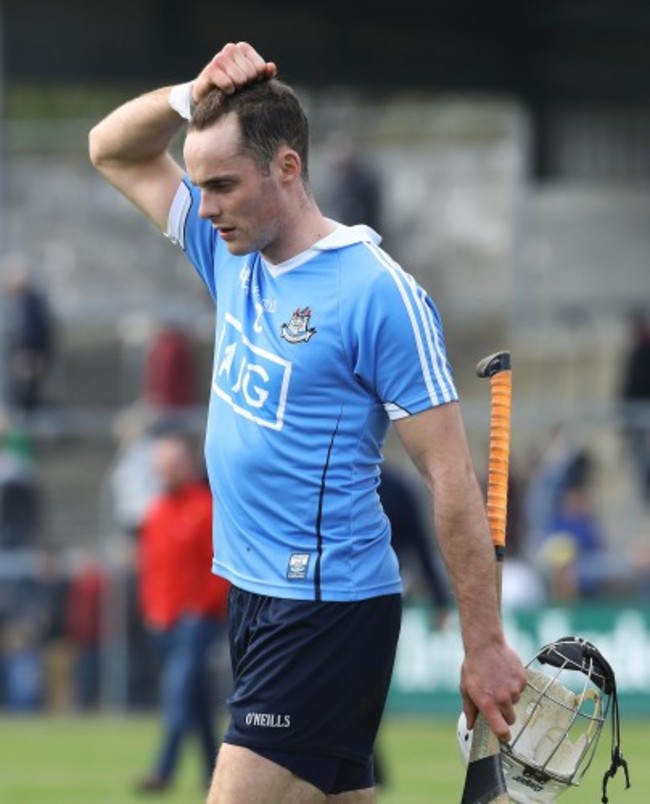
[
  {"left": 166, "top": 177, "right": 219, "bottom": 300},
  {"left": 342, "top": 260, "right": 458, "bottom": 419}
]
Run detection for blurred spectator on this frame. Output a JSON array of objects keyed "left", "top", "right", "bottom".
[
  {"left": 143, "top": 322, "right": 197, "bottom": 411},
  {"left": 319, "top": 137, "right": 383, "bottom": 233},
  {"left": 2, "top": 253, "right": 56, "bottom": 412},
  {"left": 501, "top": 554, "right": 546, "bottom": 609},
  {"left": 0, "top": 408, "right": 34, "bottom": 473},
  {"left": 0, "top": 551, "right": 63, "bottom": 712},
  {"left": 535, "top": 450, "right": 605, "bottom": 601},
  {"left": 0, "top": 550, "right": 75, "bottom": 712},
  {"left": 135, "top": 432, "right": 230, "bottom": 794},
  {"left": 33, "top": 549, "right": 73, "bottom": 712},
  {"left": 1, "top": 615, "right": 44, "bottom": 711},
  {"left": 378, "top": 463, "right": 450, "bottom": 619},
  {"left": 373, "top": 462, "right": 450, "bottom": 788},
  {"left": 109, "top": 406, "right": 162, "bottom": 539},
  {"left": 522, "top": 425, "right": 588, "bottom": 549},
  {"left": 618, "top": 307, "right": 650, "bottom": 505},
  {"left": 65, "top": 550, "right": 107, "bottom": 710},
  {"left": 0, "top": 409, "right": 42, "bottom": 549}
]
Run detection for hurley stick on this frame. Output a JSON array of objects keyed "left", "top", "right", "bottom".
[{"left": 460, "top": 350, "right": 513, "bottom": 804}]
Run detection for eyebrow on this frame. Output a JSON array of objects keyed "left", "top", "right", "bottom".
[{"left": 196, "top": 172, "right": 240, "bottom": 188}]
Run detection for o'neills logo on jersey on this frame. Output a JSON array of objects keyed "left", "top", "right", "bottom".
[
  {"left": 245, "top": 712, "right": 291, "bottom": 728},
  {"left": 281, "top": 307, "right": 317, "bottom": 344}
]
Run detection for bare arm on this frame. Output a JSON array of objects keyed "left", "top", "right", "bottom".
[
  {"left": 395, "top": 402, "right": 525, "bottom": 740},
  {"left": 88, "top": 42, "right": 277, "bottom": 231},
  {"left": 88, "top": 88, "right": 184, "bottom": 230}
]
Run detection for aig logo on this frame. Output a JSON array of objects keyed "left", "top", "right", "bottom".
[{"left": 213, "top": 313, "right": 292, "bottom": 430}]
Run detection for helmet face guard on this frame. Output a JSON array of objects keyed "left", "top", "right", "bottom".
[{"left": 457, "top": 636, "right": 631, "bottom": 803}]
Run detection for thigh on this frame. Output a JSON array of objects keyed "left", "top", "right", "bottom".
[{"left": 208, "top": 743, "right": 325, "bottom": 804}]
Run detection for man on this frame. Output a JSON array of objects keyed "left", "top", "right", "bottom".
[
  {"left": 137, "top": 433, "right": 229, "bottom": 793},
  {"left": 619, "top": 307, "right": 650, "bottom": 505},
  {"left": 2, "top": 255, "right": 55, "bottom": 412},
  {"left": 89, "top": 42, "right": 525, "bottom": 804}
]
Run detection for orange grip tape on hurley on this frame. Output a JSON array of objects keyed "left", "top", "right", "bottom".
[{"left": 486, "top": 369, "right": 512, "bottom": 550}]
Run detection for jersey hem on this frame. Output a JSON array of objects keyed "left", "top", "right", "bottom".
[
  {"left": 212, "top": 561, "right": 402, "bottom": 602},
  {"left": 222, "top": 735, "right": 368, "bottom": 766}
]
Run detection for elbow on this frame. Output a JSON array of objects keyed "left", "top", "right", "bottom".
[
  {"left": 88, "top": 124, "right": 110, "bottom": 170},
  {"left": 88, "top": 127, "right": 102, "bottom": 168},
  {"left": 88, "top": 127, "right": 105, "bottom": 169}
]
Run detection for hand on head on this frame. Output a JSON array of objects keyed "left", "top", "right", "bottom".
[{"left": 193, "top": 42, "right": 277, "bottom": 102}]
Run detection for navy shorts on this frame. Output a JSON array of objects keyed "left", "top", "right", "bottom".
[{"left": 223, "top": 586, "right": 402, "bottom": 794}]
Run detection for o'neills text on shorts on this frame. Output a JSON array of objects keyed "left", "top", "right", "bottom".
[{"left": 245, "top": 712, "right": 291, "bottom": 728}]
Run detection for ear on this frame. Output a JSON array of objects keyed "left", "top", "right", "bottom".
[{"left": 276, "top": 147, "right": 301, "bottom": 183}]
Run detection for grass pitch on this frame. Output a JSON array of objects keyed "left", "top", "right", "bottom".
[{"left": 0, "top": 714, "right": 644, "bottom": 802}]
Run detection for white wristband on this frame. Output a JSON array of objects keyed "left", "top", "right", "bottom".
[{"left": 168, "top": 81, "right": 195, "bottom": 121}]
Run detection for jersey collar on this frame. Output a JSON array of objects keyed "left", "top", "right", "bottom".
[
  {"left": 312, "top": 222, "right": 382, "bottom": 250},
  {"left": 261, "top": 222, "right": 382, "bottom": 277}
]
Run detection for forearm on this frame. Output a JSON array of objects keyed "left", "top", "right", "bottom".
[
  {"left": 89, "top": 87, "right": 183, "bottom": 170},
  {"left": 430, "top": 459, "right": 504, "bottom": 654},
  {"left": 88, "top": 86, "right": 186, "bottom": 229}
]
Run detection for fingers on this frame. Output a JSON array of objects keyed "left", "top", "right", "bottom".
[
  {"left": 200, "top": 41, "right": 277, "bottom": 96},
  {"left": 481, "top": 697, "right": 518, "bottom": 743},
  {"left": 463, "top": 691, "right": 517, "bottom": 742},
  {"left": 463, "top": 698, "right": 478, "bottom": 731},
  {"left": 461, "top": 649, "right": 526, "bottom": 743}
]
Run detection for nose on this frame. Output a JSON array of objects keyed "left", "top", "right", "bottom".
[{"left": 198, "top": 189, "right": 220, "bottom": 221}]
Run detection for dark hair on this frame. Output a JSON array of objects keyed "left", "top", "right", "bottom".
[{"left": 190, "top": 79, "right": 310, "bottom": 181}]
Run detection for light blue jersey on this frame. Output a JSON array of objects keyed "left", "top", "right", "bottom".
[{"left": 167, "top": 178, "right": 458, "bottom": 601}]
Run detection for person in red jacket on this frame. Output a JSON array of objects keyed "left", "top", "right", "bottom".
[
  {"left": 136, "top": 431, "right": 230, "bottom": 794},
  {"left": 66, "top": 551, "right": 106, "bottom": 710}
]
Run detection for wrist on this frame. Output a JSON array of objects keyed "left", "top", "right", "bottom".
[
  {"left": 464, "top": 627, "right": 505, "bottom": 657},
  {"left": 168, "top": 81, "right": 195, "bottom": 121}
]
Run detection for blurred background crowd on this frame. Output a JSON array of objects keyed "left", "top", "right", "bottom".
[{"left": 0, "top": 0, "right": 649, "bottom": 722}]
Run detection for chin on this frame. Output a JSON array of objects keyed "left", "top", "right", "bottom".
[{"left": 226, "top": 241, "right": 255, "bottom": 257}]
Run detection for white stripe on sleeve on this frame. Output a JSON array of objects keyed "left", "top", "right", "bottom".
[
  {"left": 366, "top": 243, "right": 456, "bottom": 407},
  {"left": 165, "top": 181, "right": 192, "bottom": 250}
]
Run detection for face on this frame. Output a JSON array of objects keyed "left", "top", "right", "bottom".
[
  {"left": 152, "top": 438, "right": 195, "bottom": 494},
  {"left": 184, "top": 114, "right": 288, "bottom": 258}
]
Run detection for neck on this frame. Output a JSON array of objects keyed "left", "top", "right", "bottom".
[{"left": 262, "top": 197, "right": 336, "bottom": 265}]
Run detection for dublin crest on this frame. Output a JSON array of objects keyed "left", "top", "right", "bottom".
[{"left": 281, "top": 307, "right": 317, "bottom": 344}]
